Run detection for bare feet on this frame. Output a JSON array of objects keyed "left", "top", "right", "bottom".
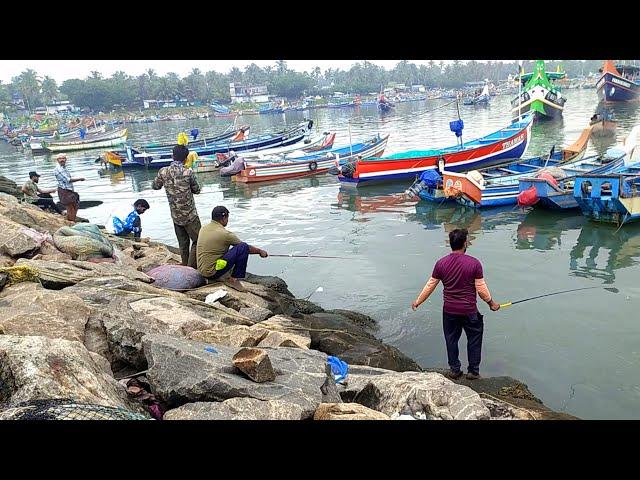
[{"left": 224, "top": 277, "right": 247, "bottom": 292}]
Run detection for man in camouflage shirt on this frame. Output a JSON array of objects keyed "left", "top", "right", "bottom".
[{"left": 152, "top": 144, "right": 201, "bottom": 267}]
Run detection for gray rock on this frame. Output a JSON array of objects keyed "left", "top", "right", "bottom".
[
  {"left": 232, "top": 348, "right": 276, "bottom": 383},
  {"left": 314, "top": 403, "right": 390, "bottom": 420},
  {"left": 0, "top": 282, "right": 91, "bottom": 342},
  {"left": 342, "top": 366, "right": 490, "bottom": 420},
  {"left": 164, "top": 398, "right": 304, "bottom": 420},
  {"left": 186, "top": 283, "right": 278, "bottom": 315},
  {"left": 257, "top": 315, "right": 311, "bottom": 349},
  {"left": 142, "top": 334, "right": 335, "bottom": 418},
  {"left": 0, "top": 217, "right": 48, "bottom": 257},
  {"left": 0, "top": 334, "right": 137, "bottom": 410},
  {"left": 15, "top": 258, "right": 153, "bottom": 289},
  {"left": 325, "top": 309, "right": 378, "bottom": 330},
  {"left": 238, "top": 306, "right": 273, "bottom": 322},
  {"left": 244, "top": 273, "right": 294, "bottom": 297},
  {"left": 0, "top": 202, "right": 70, "bottom": 234},
  {"left": 188, "top": 325, "right": 269, "bottom": 348}
]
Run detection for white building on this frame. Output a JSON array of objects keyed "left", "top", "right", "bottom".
[
  {"left": 229, "top": 83, "right": 269, "bottom": 104},
  {"left": 45, "top": 101, "right": 76, "bottom": 114}
]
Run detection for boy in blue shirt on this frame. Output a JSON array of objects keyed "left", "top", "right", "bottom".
[{"left": 111, "top": 199, "right": 150, "bottom": 239}]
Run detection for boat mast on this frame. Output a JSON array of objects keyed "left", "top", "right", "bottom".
[{"left": 518, "top": 60, "right": 522, "bottom": 120}]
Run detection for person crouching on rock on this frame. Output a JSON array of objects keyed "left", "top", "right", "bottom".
[
  {"left": 411, "top": 228, "right": 500, "bottom": 381},
  {"left": 196, "top": 205, "right": 268, "bottom": 292},
  {"left": 152, "top": 144, "right": 201, "bottom": 267},
  {"left": 21, "top": 170, "right": 63, "bottom": 214},
  {"left": 53, "top": 153, "right": 85, "bottom": 221},
  {"left": 110, "top": 199, "right": 150, "bottom": 239}
]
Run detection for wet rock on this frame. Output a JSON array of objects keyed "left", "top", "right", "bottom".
[
  {"left": 232, "top": 348, "right": 276, "bottom": 383},
  {"left": 314, "top": 403, "right": 390, "bottom": 420},
  {"left": 0, "top": 282, "right": 91, "bottom": 342},
  {"left": 143, "top": 334, "right": 335, "bottom": 418},
  {"left": 238, "top": 306, "right": 272, "bottom": 322},
  {"left": 164, "top": 398, "right": 304, "bottom": 420},
  {"left": 299, "top": 313, "right": 421, "bottom": 372},
  {"left": 188, "top": 325, "right": 269, "bottom": 348},
  {"left": 244, "top": 273, "right": 294, "bottom": 297},
  {"left": 15, "top": 258, "right": 153, "bottom": 289},
  {"left": 0, "top": 334, "right": 137, "bottom": 410},
  {"left": 325, "top": 309, "right": 378, "bottom": 330},
  {"left": 342, "top": 365, "right": 490, "bottom": 420}
]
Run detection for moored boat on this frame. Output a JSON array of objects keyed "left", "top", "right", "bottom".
[
  {"left": 511, "top": 60, "right": 566, "bottom": 121},
  {"left": 43, "top": 128, "right": 128, "bottom": 153},
  {"left": 339, "top": 113, "right": 534, "bottom": 187},
  {"left": 234, "top": 134, "right": 389, "bottom": 183},
  {"left": 596, "top": 60, "right": 640, "bottom": 103}
]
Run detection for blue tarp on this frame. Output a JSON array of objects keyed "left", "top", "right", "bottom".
[
  {"left": 419, "top": 169, "right": 442, "bottom": 188},
  {"left": 327, "top": 356, "right": 349, "bottom": 383}
]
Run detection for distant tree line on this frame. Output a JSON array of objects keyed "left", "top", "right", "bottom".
[{"left": 0, "top": 60, "right": 623, "bottom": 113}]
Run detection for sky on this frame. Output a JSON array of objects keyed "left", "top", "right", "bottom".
[{"left": 0, "top": 60, "right": 485, "bottom": 84}]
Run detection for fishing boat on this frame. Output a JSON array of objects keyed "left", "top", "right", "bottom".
[
  {"left": 210, "top": 103, "right": 231, "bottom": 114},
  {"left": 517, "top": 145, "right": 630, "bottom": 210},
  {"left": 234, "top": 134, "right": 388, "bottom": 183},
  {"left": 437, "top": 126, "right": 634, "bottom": 208},
  {"left": 596, "top": 60, "right": 640, "bottom": 103},
  {"left": 463, "top": 85, "right": 490, "bottom": 105},
  {"left": 338, "top": 113, "right": 533, "bottom": 187},
  {"left": 589, "top": 108, "right": 616, "bottom": 138},
  {"left": 27, "top": 125, "right": 106, "bottom": 153},
  {"left": 573, "top": 126, "right": 640, "bottom": 226},
  {"left": 108, "top": 121, "right": 314, "bottom": 168},
  {"left": 511, "top": 60, "right": 566, "bottom": 121},
  {"left": 124, "top": 125, "right": 249, "bottom": 153},
  {"left": 192, "top": 132, "right": 337, "bottom": 173},
  {"left": 43, "top": 128, "right": 128, "bottom": 153}
]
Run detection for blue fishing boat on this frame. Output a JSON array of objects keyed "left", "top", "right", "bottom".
[
  {"left": 436, "top": 126, "right": 604, "bottom": 208},
  {"left": 517, "top": 143, "right": 631, "bottom": 210},
  {"left": 596, "top": 60, "right": 640, "bottom": 103},
  {"left": 210, "top": 103, "right": 231, "bottom": 114},
  {"left": 574, "top": 127, "right": 640, "bottom": 225},
  {"left": 107, "top": 121, "right": 313, "bottom": 169}
]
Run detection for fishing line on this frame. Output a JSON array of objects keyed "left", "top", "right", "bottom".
[{"left": 500, "top": 285, "right": 619, "bottom": 309}]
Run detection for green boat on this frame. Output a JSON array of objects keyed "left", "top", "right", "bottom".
[{"left": 511, "top": 60, "right": 567, "bottom": 121}]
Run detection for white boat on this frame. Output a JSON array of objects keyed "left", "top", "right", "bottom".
[
  {"left": 43, "top": 128, "right": 128, "bottom": 152},
  {"left": 28, "top": 125, "right": 106, "bottom": 152}
]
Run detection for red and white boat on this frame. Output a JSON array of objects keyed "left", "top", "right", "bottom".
[{"left": 338, "top": 114, "right": 533, "bottom": 187}]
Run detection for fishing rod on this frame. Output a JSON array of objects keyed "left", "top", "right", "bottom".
[
  {"left": 269, "top": 254, "right": 352, "bottom": 260},
  {"left": 500, "top": 286, "right": 619, "bottom": 309}
]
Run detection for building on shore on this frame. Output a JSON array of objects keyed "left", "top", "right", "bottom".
[{"left": 229, "top": 83, "right": 269, "bottom": 104}]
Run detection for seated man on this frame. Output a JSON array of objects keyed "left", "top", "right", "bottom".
[
  {"left": 107, "top": 199, "right": 150, "bottom": 239},
  {"left": 197, "top": 205, "right": 268, "bottom": 292},
  {"left": 21, "top": 171, "right": 62, "bottom": 213}
]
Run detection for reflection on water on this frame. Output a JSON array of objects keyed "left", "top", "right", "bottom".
[{"left": 2, "top": 90, "right": 640, "bottom": 419}]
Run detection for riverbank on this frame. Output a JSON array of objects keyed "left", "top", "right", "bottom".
[{"left": 0, "top": 190, "right": 575, "bottom": 420}]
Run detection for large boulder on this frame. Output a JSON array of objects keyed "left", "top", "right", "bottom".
[
  {"left": 142, "top": 334, "right": 341, "bottom": 418},
  {"left": 186, "top": 283, "right": 279, "bottom": 315},
  {"left": 0, "top": 334, "right": 137, "bottom": 411},
  {"left": 0, "top": 202, "right": 70, "bottom": 234},
  {"left": 257, "top": 315, "right": 311, "bottom": 349},
  {"left": 0, "top": 217, "right": 49, "bottom": 257},
  {"left": 188, "top": 324, "right": 269, "bottom": 348},
  {"left": 0, "top": 282, "right": 91, "bottom": 342},
  {"left": 243, "top": 273, "right": 294, "bottom": 297},
  {"left": 164, "top": 398, "right": 304, "bottom": 420},
  {"left": 15, "top": 258, "right": 153, "bottom": 289},
  {"left": 314, "top": 403, "right": 390, "bottom": 420},
  {"left": 340, "top": 365, "right": 490, "bottom": 420},
  {"left": 124, "top": 244, "right": 181, "bottom": 272}
]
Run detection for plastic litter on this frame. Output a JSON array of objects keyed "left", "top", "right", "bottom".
[
  {"left": 327, "top": 355, "right": 349, "bottom": 383},
  {"left": 205, "top": 289, "right": 228, "bottom": 304}
]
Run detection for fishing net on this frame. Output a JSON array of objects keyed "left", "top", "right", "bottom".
[
  {"left": 0, "top": 399, "right": 150, "bottom": 420},
  {"left": 0, "top": 264, "right": 40, "bottom": 286},
  {"left": 53, "top": 224, "right": 114, "bottom": 260}
]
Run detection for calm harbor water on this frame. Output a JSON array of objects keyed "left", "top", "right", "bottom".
[{"left": 2, "top": 89, "right": 640, "bottom": 419}]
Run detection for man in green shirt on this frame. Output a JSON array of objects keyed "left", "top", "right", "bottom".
[
  {"left": 197, "top": 205, "right": 268, "bottom": 292},
  {"left": 21, "top": 171, "right": 61, "bottom": 213}
]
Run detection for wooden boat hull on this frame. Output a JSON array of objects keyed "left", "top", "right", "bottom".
[
  {"left": 235, "top": 135, "right": 388, "bottom": 183},
  {"left": 339, "top": 114, "right": 533, "bottom": 187},
  {"left": 590, "top": 120, "right": 617, "bottom": 138}
]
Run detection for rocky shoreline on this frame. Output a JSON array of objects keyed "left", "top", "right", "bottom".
[{"left": 0, "top": 190, "right": 576, "bottom": 420}]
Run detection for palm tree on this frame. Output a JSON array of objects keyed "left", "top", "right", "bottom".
[
  {"left": 41, "top": 76, "right": 58, "bottom": 104},
  {"left": 13, "top": 69, "right": 41, "bottom": 112}
]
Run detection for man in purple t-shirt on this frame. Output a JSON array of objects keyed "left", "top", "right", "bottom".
[{"left": 411, "top": 228, "right": 500, "bottom": 380}]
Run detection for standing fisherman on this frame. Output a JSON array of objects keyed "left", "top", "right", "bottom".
[
  {"left": 152, "top": 144, "right": 201, "bottom": 267},
  {"left": 53, "top": 153, "right": 85, "bottom": 221},
  {"left": 411, "top": 228, "right": 500, "bottom": 380}
]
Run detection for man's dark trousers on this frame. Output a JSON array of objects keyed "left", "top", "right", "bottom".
[
  {"left": 443, "top": 311, "right": 484, "bottom": 374},
  {"left": 210, "top": 242, "right": 250, "bottom": 280}
]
